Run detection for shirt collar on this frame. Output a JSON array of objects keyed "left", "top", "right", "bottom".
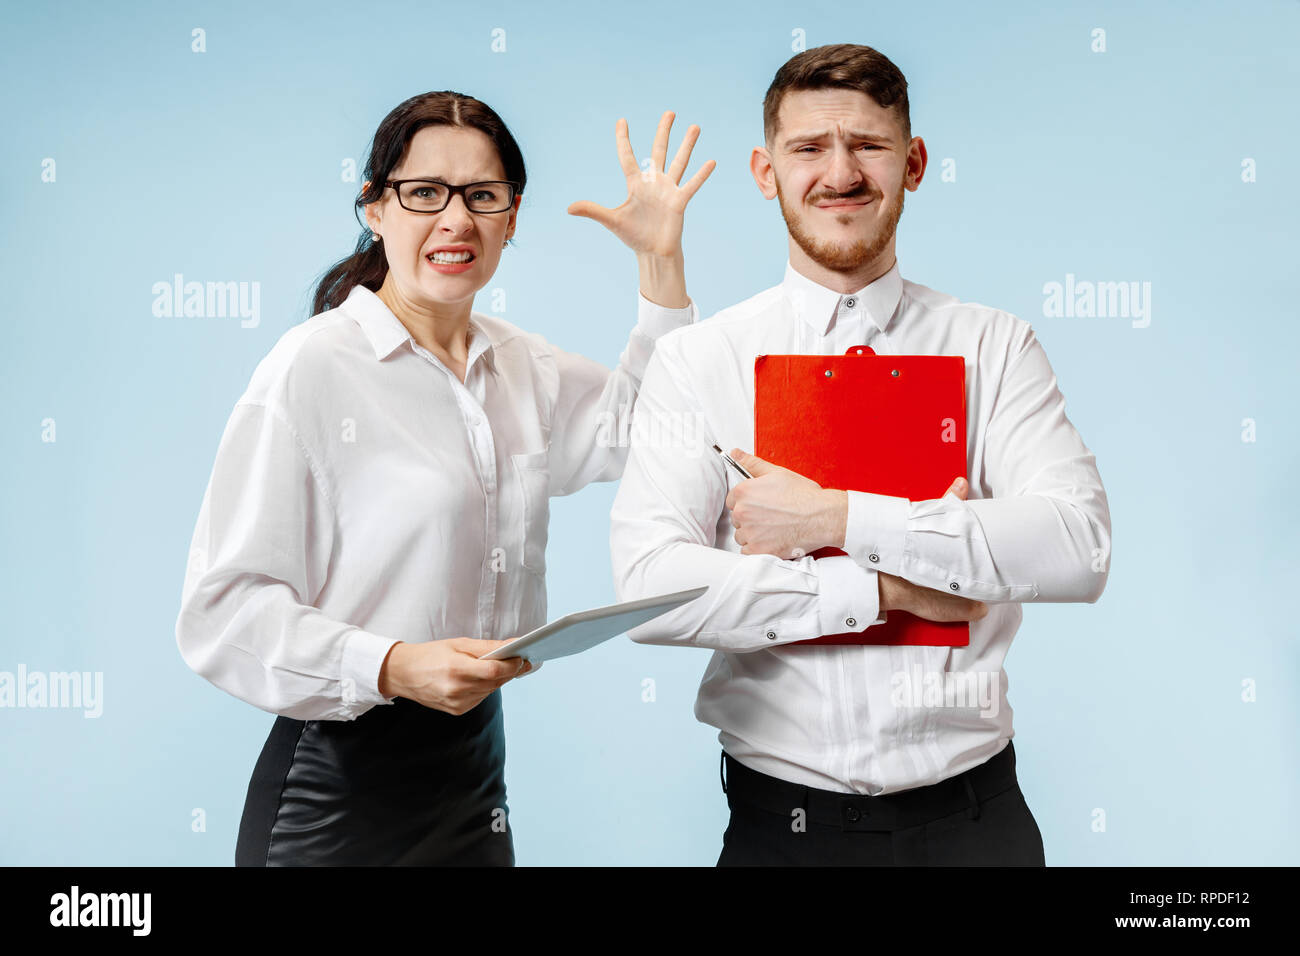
[
  {"left": 340, "top": 283, "right": 495, "bottom": 373},
  {"left": 781, "top": 259, "right": 904, "bottom": 336}
]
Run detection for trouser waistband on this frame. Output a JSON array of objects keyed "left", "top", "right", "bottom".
[{"left": 721, "top": 741, "right": 1019, "bottom": 832}]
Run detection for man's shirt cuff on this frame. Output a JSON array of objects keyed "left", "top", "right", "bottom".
[
  {"left": 844, "top": 490, "right": 910, "bottom": 576},
  {"left": 814, "top": 554, "right": 885, "bottom": 634}
]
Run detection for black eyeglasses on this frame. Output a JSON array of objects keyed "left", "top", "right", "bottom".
[{"left": 384, "top": 179, "right": 519, "bottom": 214}]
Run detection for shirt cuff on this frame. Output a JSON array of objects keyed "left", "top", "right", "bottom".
[
  {"left": 635, "top": 291, "right": 698, "bottom": 340},
  {"left": 813, "top": 555, "right": 884, "bottom": 635},
  {"left": 342, "top": 629, "right": 400, "bottom": 715},
  {"left": 844, "top": 490, "right": 910, "bottom": 576}
]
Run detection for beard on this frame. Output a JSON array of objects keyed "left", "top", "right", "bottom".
[{"left": 776, "top": 175, "right": 905, "bottom": 273}]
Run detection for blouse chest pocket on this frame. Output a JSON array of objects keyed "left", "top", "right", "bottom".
[{"left": 510, "top": 450, "right": 551, "bottom": 575}]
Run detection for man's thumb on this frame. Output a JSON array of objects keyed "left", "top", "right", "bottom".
[{"left": 730, "top": 448, "right": 773, "bottom": 476}]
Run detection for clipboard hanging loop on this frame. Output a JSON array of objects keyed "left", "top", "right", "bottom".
[{"left": 838, "top": 345, "right": 899, "bottom": 377}]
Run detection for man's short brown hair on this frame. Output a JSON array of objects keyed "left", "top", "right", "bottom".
[{"left": 762, "top": 43, "right": 911, "bottom": 147}]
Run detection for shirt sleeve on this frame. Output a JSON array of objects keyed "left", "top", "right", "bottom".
[
  {"left": 174, "top": 401, "right": 399, "bottom": 720},
  {"left": 841, "top": 323, "right": 1112, "bottom": 604},
  {"left": 609, "top": 335, "right": 884, "bottom": 653},
  {"left": 544, "top": 291, "right": 696, "bottom": 497}
]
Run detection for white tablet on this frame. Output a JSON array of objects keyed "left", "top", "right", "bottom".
[{"left": 478, "top": 586, "right": 709, "bottom": 663}]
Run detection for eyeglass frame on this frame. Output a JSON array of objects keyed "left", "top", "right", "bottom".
[{"left": 383, "top": 179, "right": 520, "bottom": 214}]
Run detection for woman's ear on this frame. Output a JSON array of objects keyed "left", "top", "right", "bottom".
[
  {"left": 361, "top": 197, "right": 381, "bottom": 234},
  {"left": 505, "top": 192, "right": 522, "bottom": 241}
]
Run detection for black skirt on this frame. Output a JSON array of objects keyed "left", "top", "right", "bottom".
[{"left": 235, "top": 690, "right": 513, "bottom": 866}]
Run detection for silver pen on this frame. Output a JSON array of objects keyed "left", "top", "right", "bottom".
[{"left": 712, "top": 443, "right": 754, "bottom": 480}]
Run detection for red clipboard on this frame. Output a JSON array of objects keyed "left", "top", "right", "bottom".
[{"left": 754, "top": 345, "right": 969, "bottom": 647}]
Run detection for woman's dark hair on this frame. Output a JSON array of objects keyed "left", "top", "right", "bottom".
[{"left": 309, "top": 91, "right": 527, "bottom": 316}]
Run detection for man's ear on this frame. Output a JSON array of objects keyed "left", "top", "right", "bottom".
[
  {"left": 750, "top": 147, "right": 777, "bottom": 200},
  {"left": 905, "top": 136, "right": 928, "bottom": 191}
]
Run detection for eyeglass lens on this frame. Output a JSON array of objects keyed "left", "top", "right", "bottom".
[{"left": 399, "top": 182, "right": 513, "bottom": 212}]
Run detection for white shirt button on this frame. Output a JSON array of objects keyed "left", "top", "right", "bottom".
[{"left": 844, "top": 297, "right": 857, "bottom": 309}]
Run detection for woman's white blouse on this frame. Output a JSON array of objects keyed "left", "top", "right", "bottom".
[{"left": 175, "top": 284, "right": 694, "bottom": 721}]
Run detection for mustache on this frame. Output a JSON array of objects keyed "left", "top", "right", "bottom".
[{"left": 809, "top": 189, "right": 875, "bottom": 204}]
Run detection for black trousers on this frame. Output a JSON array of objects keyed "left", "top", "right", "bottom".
[
  {"left": 717, "top": 740, "right": 1046, "bottom": 866},
  {"left": 236, "top": 691, "right": 514, "bottom": 866}
]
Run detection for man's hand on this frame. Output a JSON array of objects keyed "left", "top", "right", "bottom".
[
  {"left": 878, "top": 476, "right": 988, "bottom": 623},
  {"left": 724, "top": 448, "right": 846, "bottom": 559},
  {"left": 724, "top": 457, "right": 988, "bottom": 623}
]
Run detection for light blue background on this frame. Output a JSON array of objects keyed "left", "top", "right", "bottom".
[{"left": 2, "top": 0, "right": 1296, "bottom": 865}]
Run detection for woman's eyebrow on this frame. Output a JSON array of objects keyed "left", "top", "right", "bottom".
[{"left": 404, "top": 174, "right": 500, "bottom": 182}]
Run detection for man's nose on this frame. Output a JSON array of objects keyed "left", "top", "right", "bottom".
[{"left": 821, "top": 143, "right": 865, "bottom": 194}]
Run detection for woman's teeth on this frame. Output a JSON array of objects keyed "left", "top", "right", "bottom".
[{"left": 428, "top": 251, "right": 475, "bottom": 263}]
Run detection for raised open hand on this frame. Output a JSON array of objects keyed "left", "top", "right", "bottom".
[{"left": 567, "top": 111, "right": 716, "bottom": 258}]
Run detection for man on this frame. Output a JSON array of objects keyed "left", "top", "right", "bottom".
[{"left": 609, "top": 43, "right": 1111, "bottom": 866}]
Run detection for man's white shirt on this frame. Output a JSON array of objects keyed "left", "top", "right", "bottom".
[{"left": 611, "top": 259, "right": 1111, "bottom": 795}]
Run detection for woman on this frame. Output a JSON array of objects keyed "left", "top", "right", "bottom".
[{"left": 174, "top": 91, "right": 713, "bottom": 865}]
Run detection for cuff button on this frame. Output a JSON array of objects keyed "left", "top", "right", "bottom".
[
  {"left": 949, "top": 582, "right": 960, "bottom": 591},
  {"left": 868, "top": 553, "right": 879, "bottom": 562},
  {"left": 766, "top": 630, "right": 777, "bottom": 640},
  {"left": 845, "top": 617, "right": 857, "bottom": 628}
]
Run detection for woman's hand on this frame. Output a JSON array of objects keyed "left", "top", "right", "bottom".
[
  {"left": 378, "top": 638, "right": 537, "bottom": 716},
  {"left": 567, "top": 111, "right": 715, "bottom": 308}
]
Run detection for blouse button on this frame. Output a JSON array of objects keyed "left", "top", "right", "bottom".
[
  {"left": 868, "top": 553, "right": 879, "bottom": 563},
  {"left": 765, "top": 630, "right": 777, "bottom": 640},
  {"left": 845, "top": 617, "right": 857, "bottom": 628},
  {"left": 949, "top": 582, "right": 960, "bottom": 591}
]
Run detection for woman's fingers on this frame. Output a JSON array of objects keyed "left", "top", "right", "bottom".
[
  {"left": 650, "top": 110, "right": 674, "bottom": 174},
  {"left": 482, "top": 657, "right": 529, "bottom": 690},
  {"left": 566, "top": 199, "right": 614, "bottom": 227},
  {"left": 679, "top": 157, "right": 717, "bottom": 201},
  {"left": 666, "top": 123, "right": 700, "bottom": 184},
  {"left": 614, "top": 117, "right": 639, "bottom": 178}
]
